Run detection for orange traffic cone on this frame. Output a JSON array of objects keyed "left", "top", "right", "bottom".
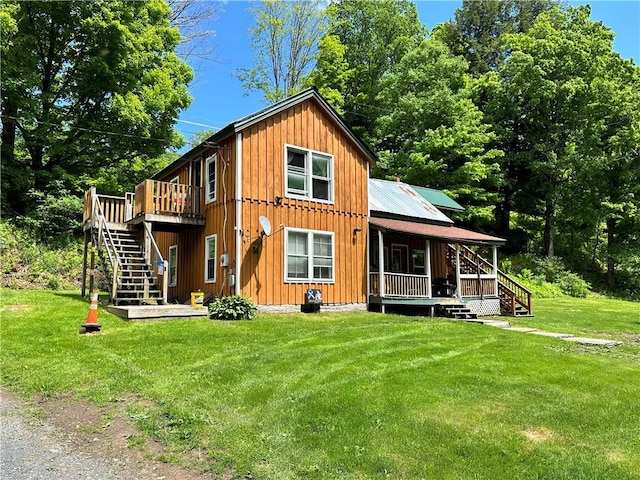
[{"left": 81, "top": 290, "right": 102, "bottom": 333}]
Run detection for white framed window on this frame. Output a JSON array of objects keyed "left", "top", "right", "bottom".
[
  {"left": 192, "top": 158, "right": 202, "bottom": 188},
  {"left": 168, "top": 245, "right": 178, "bottom": 287},
  {"left": 285, "top": 228, "right": 334, "bottom": 283},
  {"left": 285, "top": 144, "right": 333, "bottom": 202},
  {"left": 205, "top": 154, "right": 217, "bottom": 203},
  {"left": 204, "top": 234, "right": 217, "bottom": 283},
  {"left": 169, "top": 176, "right": 179, "bottom": 185}
]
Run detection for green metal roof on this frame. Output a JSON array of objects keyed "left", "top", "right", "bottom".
[{"left": 411, "top": 185, "right": 464, "bottom": 212}]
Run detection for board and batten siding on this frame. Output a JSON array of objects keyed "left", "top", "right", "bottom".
[
  {"left": 154, "top": 137, "right": 238, "bottom": 301},
  {"left": 237, "top": 99, "right": 369, "bottom": 306}
]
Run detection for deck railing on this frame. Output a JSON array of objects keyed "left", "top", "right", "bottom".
[
  {"left": 83, "top": 189, "right": 127, "bottom": 224},
  {"left": 370, "top": 272, "right": 430, "bottom": 297},
  {"left": 459, "top": 275, "right": 497, "bottom": 297},
  {"left": 134, "top": 179, "right": 202, "bottom": 217}
]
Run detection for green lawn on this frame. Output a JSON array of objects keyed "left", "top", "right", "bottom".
[{"left": 1, "top": 289, "right": 639, "bottom": 479}]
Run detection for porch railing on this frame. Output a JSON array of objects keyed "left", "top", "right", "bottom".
[
  {"left": 370, "top": 272, "right": 430, "bottom": 298},
  {"left": 459, "top": 275, "right": 497, "bottom": 297},
  {"left": 134, "top": 179, "right": 202, "bottom": 217}
]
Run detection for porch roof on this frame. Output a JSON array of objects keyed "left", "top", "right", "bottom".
[{"left": 370, "top": 217, "right": 506, "bottom": 246}]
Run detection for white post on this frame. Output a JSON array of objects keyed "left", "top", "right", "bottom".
[
  {"left": 143, "top": 222, "right": 151, "bottom": 265},
  {"left": 425, "top": 239, "right": 431, "bottom": 298},
  {"left": 378, "top": 229, "right": 385, "bottom": 313},
  {"left": 493, "top": 245, "right": 499, "bottom": 296},
  {"left": 455, "top": 244, "right": 462, "bottom": 299},
  {"left": 162, "top": 260, "right": 169, "bottom": 303}
]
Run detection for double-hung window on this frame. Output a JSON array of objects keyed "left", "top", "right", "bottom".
[
  {"left": 168, "top": 245, "right": 178, "bottom": 287},
  {"left": 205, "top": 154, "right": 217, "bottom": 203},
  {"left": 285, "top": 145, "right": 333, "bottom": 202},
  {"left": 285, "top": 229, "right": 334, "bottom": 282},
  {"left": 204, "top": 234, "right": 217, "bottom": 283}
]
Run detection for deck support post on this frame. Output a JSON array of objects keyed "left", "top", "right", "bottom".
[
  {"left": 81, "top": 230, "right": 89, "bottom": 297},
  {"left": 425, "top": 239, "right": 431, "bottom": 298},
  {"left": 378, "top": 229, "right": 385, "bottom": 313},
  {"left": 492, "top": 245, "right": 499, "bottom": 296},
  {"left": 455, "top": 244, "right": 462, "bottom": 300},
  {"left": 89, "top": 247, "right": 96, "bottom": 295}
]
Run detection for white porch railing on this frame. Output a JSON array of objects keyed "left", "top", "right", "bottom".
[{"left": 370, "top": 273, "right": 431, "bottom": 297}]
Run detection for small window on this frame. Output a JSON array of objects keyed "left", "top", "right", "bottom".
[
  {"left": 192, "top": 158, "right": 202, "bottom": 188},
  {"left": 168, "top": 245, "right": 178, "bottom": 287},
  {"left": 169, "top": 176, "right": 179, "bottom": 185},
  {"left": 204, "top": 234, "right": 217, "bottom": 283},
  {"left": 205, "top": 154, "right": 216, "bottom": 203},
  {"left": 285, "top": 145, "right": 333, "bottom": 202},
  {"left": 285, "top": 229, "right": 334, "bottom": 283}
]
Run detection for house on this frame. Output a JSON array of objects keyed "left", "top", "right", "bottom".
[{"left": 82, "top": 88, "right": 531, "bottom": 318}]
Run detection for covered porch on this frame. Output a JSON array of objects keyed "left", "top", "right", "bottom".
[{"left": 368, "top": 217, "right": 504, "bottom": 315}]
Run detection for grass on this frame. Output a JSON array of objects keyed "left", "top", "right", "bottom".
[{"left": 1, "top": 289, "right": 639, "bottom": 479}]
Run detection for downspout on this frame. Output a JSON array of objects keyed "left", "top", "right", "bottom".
[{"left": 234, "top": 132, "right": 243, "bottom": 296}]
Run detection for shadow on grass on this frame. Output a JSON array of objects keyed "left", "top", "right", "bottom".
[{"left": 53, "top": 291, "right": 89, "bottom": 304}]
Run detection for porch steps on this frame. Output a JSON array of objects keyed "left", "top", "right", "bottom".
[{"left": 437, "top": 303, "right": 478, "bottom": 320}]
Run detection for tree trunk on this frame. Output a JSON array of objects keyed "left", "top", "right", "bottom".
[
  {"left": 543, "top": 198, "right": 555, "bottom": 258},
  {"left": 606, "top": 217, "right": 616, "bottom": 286},
  {"left": 495, "top": 193, "right": 512, "bottom": 237}
]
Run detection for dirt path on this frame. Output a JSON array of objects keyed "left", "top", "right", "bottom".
[{"left": 0, "top": 387, "right": 211, "bottom": 480}]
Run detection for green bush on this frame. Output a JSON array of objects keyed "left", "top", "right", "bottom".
[
  {"left": 516, "top": 272, "right": 564, "bottom": 299},
  {"left": 208, "top": 295, "right": 257, "bottom": 321},
  {"left": 555, "top": 271, "right": 590, "bottom": 298}
]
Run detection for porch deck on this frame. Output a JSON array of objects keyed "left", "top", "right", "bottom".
[{"left": 106, "top": 304, "right": 209, "bottom": 320}]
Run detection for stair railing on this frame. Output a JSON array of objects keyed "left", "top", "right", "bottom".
[
  {"left": 142, "top": 222, "right": 168, "bottom": 304},
  {"left": 91, "top": 194, "right": 124, "bottom": 302},
  {"left": 455, "top": 245, "right": 532, "bottom": 315}
]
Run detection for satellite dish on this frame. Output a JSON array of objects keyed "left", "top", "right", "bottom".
[{"left": 259, "top": 216, "right": 272, "bottom": 236}]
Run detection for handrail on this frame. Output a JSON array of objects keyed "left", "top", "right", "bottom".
[
  {"left": 92, "top": 195, "right": 123, "bottom": 301},
  {"left": 452, "top": 244, "right": 532, "bottom": 315},
  {"left": 142, "top": 222, "right": 168, "bottom": 303}
]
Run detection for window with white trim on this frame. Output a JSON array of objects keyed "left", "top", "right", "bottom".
[
  {"left": 285, "top": 229, "right": 334, "bottom": 282},
  {"left": 205, "top": 154, "right": 217, "bottom": 203},
  {"left": 168, "top": 245, "right": 178, "bottom": 287},
  {"left": 204, "top": 234, "right": 217, "bottom": 283},
  {"left": 285, "top": 145, "right": 333, "bottom": 202}
]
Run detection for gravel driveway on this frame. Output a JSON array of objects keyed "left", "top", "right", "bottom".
[{"left": 0, "top": 388, "right": 128, "bottom": 480}]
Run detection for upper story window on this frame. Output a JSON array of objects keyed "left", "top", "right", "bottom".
[
  {"left": 205, "top": 154, "right": 217, "bottom": 203},
  {"left": 285, "top": 145, "right": 333, "bottom": 202}
]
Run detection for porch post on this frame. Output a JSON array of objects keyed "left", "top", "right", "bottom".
[
  {"left": 378, "top": 229, "right": 385, "bottom": 313},
  {"left": 455, "top": 244, "right": 462, "bottom": 300},
  {"left": 493, "top": 245, "right": 499, "bottom": 296},
  {"left": 425, "top": 239, "right": 431, "bottom": 298}
]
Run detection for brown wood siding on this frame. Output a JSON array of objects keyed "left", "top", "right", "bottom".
[
  {"left": 153, "top": 138, "right": 237, "bottom": 302},
  {"left": 238, "top": 98, "right": 369, "bottom": 305}
]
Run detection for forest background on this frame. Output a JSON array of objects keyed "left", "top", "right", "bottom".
[{"left": 1, "top": 0, "right": 639, "bottom": 299}]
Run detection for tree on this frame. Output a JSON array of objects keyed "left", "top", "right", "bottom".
[
  {"left": 374, "top": 39, "right": 502, "bottom": 224},
  {"left": 168, "top": 0, "right": 221, "bottom": 63},
  {"left": 0, "top": 0, "right": 192, "bottom": 216},
  {"left": 312, "top": 0, "right": 426, "bottom": 142},
  {"left": 237, "top": 0, "right": 327, "bottom": 103},
  {"left": 434, "top": 0, "right": 559, "bottom": 76},
  {"left": 486, "top": 6, "right": 639, "bottom": 261}
]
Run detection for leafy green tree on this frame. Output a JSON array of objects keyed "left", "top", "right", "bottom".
[
  {"left": 375, "top": 39, "right": 502, "bottom": 223},
  {"left": 237, "top": 0, "right": 327, "bottom": 103},
  {"left": 311, "top": 0, "right": 426, "bottom": 142},
  {"left": 303, "top": 35, "right": 350, "bottom": 114},
  {"left": 486, "top": 6, "right": 639, "bottom": 262},
  {"left": 0, "top": 0, "right": 192, "bottom": 216},
  {"left": 434, "top": 0, "right": 559, "bottom": 76}
]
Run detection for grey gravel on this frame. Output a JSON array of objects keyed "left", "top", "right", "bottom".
[{"left": 0, "top": 390, "right": 126, "bottom": 480}]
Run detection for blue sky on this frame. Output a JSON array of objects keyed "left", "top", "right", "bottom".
[{"left": 175, "top": 0, "right": 640, "bottom": 146}]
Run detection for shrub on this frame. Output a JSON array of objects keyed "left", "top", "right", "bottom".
[
  {"left": 208, "top": 295, "right": 257, "bottom": 321},
  {"left": 555, "top": 271, "right": 590, "bottom": 298}
]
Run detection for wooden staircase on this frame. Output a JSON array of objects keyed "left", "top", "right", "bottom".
[
  {"left": 84, "top": 188, "right": 167, "bottom": 306},
  {"left": 449, "top": 245, "right": 533, "bottom": 317},
  {"left": 437, "top": 303, "right": 478, "bottom": 320}
]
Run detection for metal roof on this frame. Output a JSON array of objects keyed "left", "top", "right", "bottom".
[
  {"left": 411, "top": 185, "right": 464, "bottom": 212},
  {"left": 370, "top": 217, "right": 506, "bottom": 246},
  {"left": 369, "top": 179, "right": 453, "bottom": 225}
]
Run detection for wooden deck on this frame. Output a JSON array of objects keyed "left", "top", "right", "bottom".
[{"left": 106, "top": 304, "right": 209, "bottom": 320}]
